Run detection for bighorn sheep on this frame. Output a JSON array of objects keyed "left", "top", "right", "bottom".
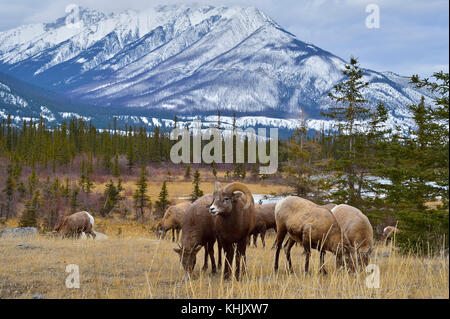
[
  {"left": 174, "top": 194, "right": 218, "bottom": 278},
  {"left": 274, "top": 196, "right": 345, "bottom": 274},
  {"left": 382, "top": 226, "right": 402, "bottom": 245},
  {"left": 54, "top": 211, "right": 96, "bottom": 239},
  {"left": 159, "top": 202, "right": 191, "bottom": 242},
  {"left": 327, "top": 204, "right": 373, "bottom": 271},
  {"left": 209, "top": 182, "right": 255, "bottom": 280},
  {"left": 275, "top": 203, "right": 338, "bottom": 250},
  {"left": 248, "top": 203, "right": 276, "bottom": 248}
]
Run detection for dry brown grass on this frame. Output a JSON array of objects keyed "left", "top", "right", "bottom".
[{"left": 0, "top": 226, "right": 448, "bottom": 299}]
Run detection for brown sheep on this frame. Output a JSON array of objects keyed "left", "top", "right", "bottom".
[
  {"left": 328, "top": 204, "right": 373, "bottom": 271},
  {"left": 209, "top": 182, "right": 255, "bottom": 280},
  {"left": 274, "top": 196, "right": 346, "bottom": 274},
  {"left": 382, "top": 225, "right": 402, "bottom": 245},
  {"left": 159, "top": 202, "right": 191, "bottom": 242},
  {"left": 54, "top": 211, "right": 96, "bottom": 239},
  {"left": 277, "top": 203, "right": 338, "bottom": 250},
  {"left": 174, "top": 194, "right": 218, "bottom": 279},
  {"left": 248, "top": 203, "right": 276, "bottom": 248}
]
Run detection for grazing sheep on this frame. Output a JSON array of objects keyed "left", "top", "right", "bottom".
[
  {"left": 382, "top": 226, "right": 402, "bottom": 245},
  {"left": 174, "top": 194, "right": 218, "bottom": 278},
  {"left": 274, "top": 196, "right": 345, "bottom": 274},
  {"left": 276, "top": 203, "right": 338, "bottom": 250},
  {"left": 159, "top": 202, "right": 191, "bottom": 242},
  {"left": 328, "top": 204, "right": 373, "bottom": 271},
  {"left": 209, "top": 182, "right": 256, "bottom": 280},
  {"left": 248, "top": 203, "right": 276, "bottom": 248},
  {"left": 54, "top": 211, "right": 96, "bottom": 239}
]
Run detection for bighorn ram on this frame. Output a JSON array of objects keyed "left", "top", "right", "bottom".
[
  {"left": 382, "top": 226, "right": 402, "bottom": 245},
  {"left": 209, "top": 182, "right": 255, "bottom": 280},
  {"left": 159, "top": 202, "right": 191, "bottom": 242},
  {"left": 326, "top": 204, "right": 373, "bottom": 271},
  {"left": 248, "top": 203, "right": 276, "bottom": 248},
  {"left": 174, "top": 194, "right": 218, "bottom": 278},
  {"left": 54, "top": 211, "right": 96, "bottom": 239},
  {"left": 274, "top": 196, "right": 345, "bottom": 274}
]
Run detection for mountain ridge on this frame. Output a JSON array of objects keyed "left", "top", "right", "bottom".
[{"left": 0, "top": 4, "right": 433, "bottom": 132}]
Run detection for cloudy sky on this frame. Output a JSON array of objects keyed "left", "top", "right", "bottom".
[{"left": 0, "top": 0, "right": 448, "bottom": 77}]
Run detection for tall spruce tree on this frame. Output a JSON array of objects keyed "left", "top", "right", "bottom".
[
  {"left": 2, "top": 164, "right": 15, "bottom": 220},
  {"left": 133, "top": 166, "right": 150, "bottom": 220},
  {"left": 155, "top": 181, "right": 170, "bottom": 214},
  {"left": 191, "top": 170, "right": 204, "bottom": 202},
  {"left": 321, "top": 57, "right": 372, "bottom": 206}
]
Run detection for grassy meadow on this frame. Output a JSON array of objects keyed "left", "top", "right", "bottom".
[{"left": 0, "top": 219, "right": 448, "bottom": 299}]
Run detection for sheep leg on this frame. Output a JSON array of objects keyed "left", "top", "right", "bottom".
[
  {"left": 319, "top": 251, "right": 327, "bottom": 275},
  {"left": 202, "top": 246, "right": 208, "bottom": 272},
  {"left": 171, "top": 229, "right": 175, "bottom": 242},
  {"left": 176, "top": 228, "right": 181, "bottom": 242},
  {"left": 284, "top": 237, "right": 296, "bottom": 273},
  {"left": 217, "top": 240, "right": 223, "bottom": 269},
  {"left": 261, "top": 229, "right": 266, "bottom": 248},
  {"left": 253, "top": 234, "right": 258, "bottom": 248},
  {"left": 304, "top": 248, "right": 311, "bottom": 274},
  {"left": 235, "top": 241, "right": 247, "bottom": 281},
  {"left": 271, "top": 238, "right": 277, "bottom": 250},
  {"left": 274, "top": 227, "right": 287, "bottom": 273},
  {"left": 208, "top": 242, "right": 217, "bottom": 274},
  {"left": 223, "top": 245, "right": 234, "bottom": 280}
]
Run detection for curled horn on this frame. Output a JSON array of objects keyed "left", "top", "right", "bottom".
[{"left": 223, "top": 182, "right": 254, "bottom": 210}]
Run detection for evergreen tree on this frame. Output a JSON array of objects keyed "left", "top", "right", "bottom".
[
  {"left": 126, "top": 127, "right": 135, "bottom": 172},
  {"left": 19, "top": 190, "right": 40, "bottom": 227},
  {"left": 70, "top": 187, "right": 79, "bottom": 214},
  {"left": 133, "top": 166, "right": 151, "bottom": 220},
  {"left": 184, "top": 164, "right": 191, "bottom": 179},
  {"left": 390, "top": 72, "right": 449, "bottom": 253},
  {"left": 155, "top": 181, "right": 170, "bottom": 214},
  {"left": 28, "top": 167, "right": 39, "bottom": 196},
  {"left": 101, "top": 179, "right": 124, "bottom": 217},
  {"left": 2, "top": 164, "right": 15, "bottom": 219},
  {"left": 191, "top": 170, "right": 204, "bottom": 202},
  {"left": 321, "top": 57, "right": 372, "bottom": 206},
  {"left": 112, "top": 153, "right": 120, "bottom": 177},
  {"left": 212, "top": 161, "right": 217, "bottom": 179}
]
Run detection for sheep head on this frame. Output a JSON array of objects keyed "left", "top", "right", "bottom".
[
  {"left": 173, "top": 243, "right": 202, "bottom": 273},
  {"left": 209, "top": 182, "right": 254, "bottom": 216}
]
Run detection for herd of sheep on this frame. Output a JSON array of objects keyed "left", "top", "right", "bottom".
[{"left": 53, "top": 182, "right": 402, "bottom": 281}]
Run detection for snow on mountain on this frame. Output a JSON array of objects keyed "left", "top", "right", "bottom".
[{"left": 0, "top": 4, "right": 435, "bottom": 132}]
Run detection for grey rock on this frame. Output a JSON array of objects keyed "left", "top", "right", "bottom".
[
  {"left": 80, "top": 231, "right": 108, "bottom": 240},
  {"left": 32, "top": 294, "right": 43, "bottom": 299},
  {"left": 15, "top": 243, "right": 40, "bottom": 249},
  {"left": 0, "top": 227, "right": 38, "bottom": 238},
  {"left": 381, "top": 252, "right": 391, "bottom": 258}
]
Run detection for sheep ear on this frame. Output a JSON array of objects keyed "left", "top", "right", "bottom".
[
  {"left": 214, "top": 181, "right": 222, "bottom": 193},
  {"left": 173, "top": 248, "right": 182, "bottom": 255}
]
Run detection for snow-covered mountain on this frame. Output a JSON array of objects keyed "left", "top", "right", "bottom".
[{"left": 0, "top": 4, "right": 432, "bottom": 132}]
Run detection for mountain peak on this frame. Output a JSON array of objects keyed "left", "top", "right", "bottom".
[{"left": 0, "top": 4, "right": 432, "bottom": 132}]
